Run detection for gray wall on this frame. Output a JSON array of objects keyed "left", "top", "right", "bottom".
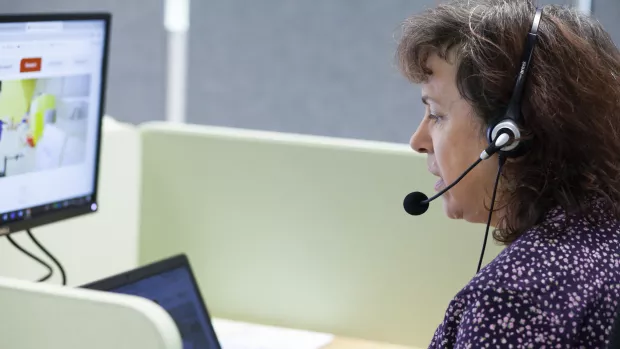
[
  {"left": 188, "top": 0, "right": 425, "bottom": 144},
  {"left": 187, "top": 0, "right": 576, "bottom": 144},
  {"left": 593, "top": 0, "right": 620, "bottom": 45},
  {"left": 1, "top": 0, "right": 617, "bottom": 144}
]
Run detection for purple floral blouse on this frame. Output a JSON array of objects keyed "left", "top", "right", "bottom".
[{"left": 429, "top": 200, "right": 620, "bottom": 348}]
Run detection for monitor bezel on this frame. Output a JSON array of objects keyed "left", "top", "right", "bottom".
[{"left": 0, "top": 12, "right": 111, "bottom": 235}]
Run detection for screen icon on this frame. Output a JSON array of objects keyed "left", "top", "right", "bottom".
[{"left": 20, "top": 57, "right": 42, "bottom": 73}]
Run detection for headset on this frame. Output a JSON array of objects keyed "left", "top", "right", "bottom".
[
  {"left": 486, "top": 7, "right": 543, "bottom": 158},
  {"left": 403, "top": 7, "right": 544, "bottom": 273}
]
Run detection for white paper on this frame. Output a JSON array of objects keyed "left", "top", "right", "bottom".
[{"left": 212, "top": 318, "right": 334, "bottom": 349}]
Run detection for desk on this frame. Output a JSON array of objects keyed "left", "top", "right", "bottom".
[
  {"left": 324, "top": 337, "right": 419, "bottom": 349},
  {"left": 212, "top": 318, "right": 421, "bottom": 349}
]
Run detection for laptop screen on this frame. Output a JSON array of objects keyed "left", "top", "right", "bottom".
[{"left": 108, "top": 265, "right": 220, "bottom": 349}]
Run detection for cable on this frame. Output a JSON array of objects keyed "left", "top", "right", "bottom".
[
  {"left": 422, "top": 133, "right": 511, "bottom": 204},
  {"left": 423, "top": 157, "right": 483, "bottom": 204},
  {"left": 476, "top": 155, "right": 506, "bottom": 273},
  {"left": 26, "top": 229, "right": 66, "bottom": 286},
  {"left": 5, "top": 234, "right": 53, "bottom": 282}
]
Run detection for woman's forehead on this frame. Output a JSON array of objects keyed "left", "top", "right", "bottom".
[{"left": 421, "top": 56, "right": 459, "bottom": 104}]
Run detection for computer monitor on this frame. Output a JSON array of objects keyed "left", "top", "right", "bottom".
[{"left": 0, "top": 13, "right": 110, "bottom": 235}]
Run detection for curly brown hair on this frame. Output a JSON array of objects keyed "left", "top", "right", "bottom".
[{"left": 396, "top": 0, "right": 620, "bottom": 244}]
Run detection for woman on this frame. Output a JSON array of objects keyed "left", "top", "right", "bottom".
[{"left": 396, "top": 0, "right": 620, "bottom": 348}]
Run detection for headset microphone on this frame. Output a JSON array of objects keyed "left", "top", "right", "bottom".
[{"left": 403, "top": 133, "right": 511, "bottom": 216}]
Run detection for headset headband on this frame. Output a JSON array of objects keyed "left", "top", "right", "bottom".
[{"left": 504, "top": 7, "right": 543, "bottom": 125}]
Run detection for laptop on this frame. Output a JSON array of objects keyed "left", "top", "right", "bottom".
[{"left": 81, "top": 254, "right": 222, "bottom": 349}]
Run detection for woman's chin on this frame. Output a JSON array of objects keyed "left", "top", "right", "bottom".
[
  {"left": 443, "top": 200, "right": 495, "bottom": 224},
  {"left": 442, "top": 197, "right": 464, "bottom": 220}
]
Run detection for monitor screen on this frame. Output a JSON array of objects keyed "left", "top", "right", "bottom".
[
  {"left": 0, "top": 15, "right": 109, "bottom": 234},
  {"left": 109, "top": 266, "right": 221, "bottom": 349}
]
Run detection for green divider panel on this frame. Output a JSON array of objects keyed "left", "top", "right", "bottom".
[{"left": 138, "top": 122, "right": 503, "bottom": 348}]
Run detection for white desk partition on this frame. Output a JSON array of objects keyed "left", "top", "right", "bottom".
[
  {"left": 0, "top": 276, "right": 182, "bottom": 349},
  {"left": 137, "top": 122, "right": 505, "bottom": 347}
]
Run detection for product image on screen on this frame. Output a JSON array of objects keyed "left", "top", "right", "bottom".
[{"left": 0, "top": 75, "right": 90, "bottom": 177}]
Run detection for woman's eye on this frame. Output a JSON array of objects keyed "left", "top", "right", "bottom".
[{"left": 428, "top": 113, "right": 442, "bottom": 122}]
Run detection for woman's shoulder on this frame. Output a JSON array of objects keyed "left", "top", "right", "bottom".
[
  {"left": 470, "top": 206, "right": 620, "bottom": 294},
  {"left": 432, "top": 211, "right": 620, "bottom": 347},
  {"left": 456, "top": 203, "right": 620, "bottom": 310}
]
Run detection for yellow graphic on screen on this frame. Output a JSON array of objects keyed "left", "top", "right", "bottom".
[
  {"left": 0, "top": 80, "right": 56, "bottom": 147},
  {"left": 0, "top": 79, "right": 35, "bottom": 124},
  {"left": 28, "top": 93, "right": 57, "bottom": 147},
  {"left": 0, "top": 75, "right": 90, "bottom": 178}
]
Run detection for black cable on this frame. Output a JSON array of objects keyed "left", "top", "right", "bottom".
[
  {"left": 476, "top": 155, "right": 506, "bottom": 274},
  {"left": 423, "top": 157, "right": 483, "bottom": 204},
  {"left": 6, "top": 234, "right": 53, "bottom": 282},
  {"left": 26, "top": 229, "right": 66, "bottom": 286}
]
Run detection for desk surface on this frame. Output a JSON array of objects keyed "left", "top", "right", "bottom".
[
  {"left": 212, "top": 317, "right": 421, "bottom": 349},
  {"left": 325, "top": 337, "right": 419, "bottom": 349}
]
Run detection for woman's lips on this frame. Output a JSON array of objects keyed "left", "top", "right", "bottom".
[{"left": 434, "top": 178, "right": 445, "bottom": 192}]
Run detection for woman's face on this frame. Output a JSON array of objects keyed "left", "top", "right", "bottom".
[{"left": 410, "top": 54, "right": 501, "bottom": 224}]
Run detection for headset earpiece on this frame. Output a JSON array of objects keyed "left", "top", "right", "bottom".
[{"left": 486, "top": 118, "right": 524, "bottom": 158}]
